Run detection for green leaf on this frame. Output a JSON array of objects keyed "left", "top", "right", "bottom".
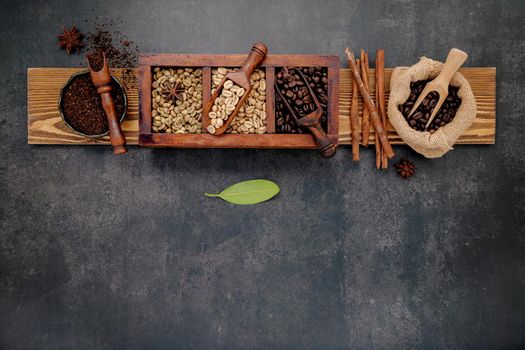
[{"left": 204, "top": 179, "right": 280, "bottom": 205}]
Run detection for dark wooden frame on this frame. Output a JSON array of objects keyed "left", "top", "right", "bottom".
[{"left": 138, "top": 54, "right": 339, "bottom": 148}]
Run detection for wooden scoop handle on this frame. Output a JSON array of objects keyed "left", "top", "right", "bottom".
[
  {"left": 306, "top": 123, "right": 336, "bottom": 158},
  {"left": 434, "top": 48, "right": 468, "bottom": 86},
  {"left": 98, "top": 85, "right": 127, "bottom": 154},
  {"left": 240, "top": 43, "right": 268, "bottom": 79}
]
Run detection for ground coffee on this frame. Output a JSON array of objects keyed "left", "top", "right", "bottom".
[
  {"left": 61, "top": 74, "right": 125, "bottom": 135},
  {"left": 87, "top": 51, "right": 104, "bottom": 71}
]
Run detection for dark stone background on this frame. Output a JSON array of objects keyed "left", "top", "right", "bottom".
[{"left": 1, "top": 0, "right": 524, "bottom": 349}]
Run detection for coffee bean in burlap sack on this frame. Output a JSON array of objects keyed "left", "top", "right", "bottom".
[{"left": 387, "top": 57, "right": 477, "bottom": 158}]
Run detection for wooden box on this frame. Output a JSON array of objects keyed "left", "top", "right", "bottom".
[{"left": 138, "top": 54, "right": 339, "bottom": 148}]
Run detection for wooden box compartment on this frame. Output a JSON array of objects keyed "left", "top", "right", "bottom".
[{"left": 138, "top": 54, "right": 339, "bottom": 148}]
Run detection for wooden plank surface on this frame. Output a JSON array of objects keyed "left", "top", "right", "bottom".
[{"left": 28, "top": 67, "right": 495, "bottom": 146}]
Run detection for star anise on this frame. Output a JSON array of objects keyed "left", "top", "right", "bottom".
[
  {"left": 57, "top": 26, "right": 84, "bottom": 54},
  {"left": 161, "top": 81, "right": 184, "bottom": 103},
  {"left": 394, "top": 159, "right": 416, "bottom": 179}
]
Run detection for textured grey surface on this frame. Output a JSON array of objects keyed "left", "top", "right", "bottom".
[{"left": 1, "top": 0, "right": 524, "bottom": 349}]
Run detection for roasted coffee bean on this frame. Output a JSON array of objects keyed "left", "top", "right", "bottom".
[
  {"left": 399, "top": 79, "right": 461, "bottom": 132},
  {"left": 275, "top": 66, "right": 328, "bottom": 133}
]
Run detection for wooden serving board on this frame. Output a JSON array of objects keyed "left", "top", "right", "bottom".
[{"left": 27, "top": 67, "right": 496, "bottom": 145}]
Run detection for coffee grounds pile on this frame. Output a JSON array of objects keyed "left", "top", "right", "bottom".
[
  {"left": 87, "top": 50, "right": 104, "bottom": 71},
  {"left": 399, "top": 80, "right": 462, "bottom": 133},
  {"left": 86, "top": 18, "right": 139, "bottom": 89},
  {"left": 61, "top": 74, "right": 125, "bottom": 135}
]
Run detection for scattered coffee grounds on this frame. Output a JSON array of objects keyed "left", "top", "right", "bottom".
[
  {"left": 87, "top": 51, "right": 104, "bottom": 71},
  {"left": 61, "top": 74, "right": 125, "bottom": 135},
  {"left": 399, "top": 80, "right": 462, "bottom": 133},
  {"left": 86, "top": 18, "right": 139, "bottom": 89},
  {"left": 275, "top": 67, "right": 328, "bottom": 133}
]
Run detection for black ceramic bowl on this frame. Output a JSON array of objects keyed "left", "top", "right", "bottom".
[{"left": 58, "top": 70, "right": 127, "bottom": 138}]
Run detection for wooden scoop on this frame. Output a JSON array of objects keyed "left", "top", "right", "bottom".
[
  {"left": 86, "top": 51, "right": 127, "bottom": 154},
  {"left": 408, "top": 48, "right": 468, "bottom": 130},
  {"left": 275, "top": 69, "right": 336, "bottom": 158},
  {"left": 203, "top": 43, "right": 268, "bottom": 136}
]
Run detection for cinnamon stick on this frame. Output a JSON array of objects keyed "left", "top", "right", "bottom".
[
  {"left": 360, "top": 49, "right": 370, "bottom": 147},
  {"left": 344, "top": 48, "right": 394, "bottom": 159},
  {"left": 350, "top": 58, "right": 361, "bottom": 161},
  {"left": 376, "top": 49, "right": 388, "bottom": 168},
  {"left": 374, "top": 75, "right": 381, "bottom": 169}
]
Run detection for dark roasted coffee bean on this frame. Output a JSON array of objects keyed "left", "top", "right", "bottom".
[
  {"left": 295, "top": 99, "right": 303, "bottom": 106},
  {"left": 277, "top": 117, "right": 284, "bottom": 126},
  {"left": 286, "top": 90, "right": 294, "bottom": 99},
  {"left": 322, "top": 77, "right": 328, "bottom": 84}
]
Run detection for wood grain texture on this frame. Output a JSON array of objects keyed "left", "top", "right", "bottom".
[{"left": 28, "top": 67, "right": 495, "bottom": 146}]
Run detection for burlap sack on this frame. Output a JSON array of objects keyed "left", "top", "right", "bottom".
[{"left": 387, "top": 57, "right": 477, "bottom": 158}]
